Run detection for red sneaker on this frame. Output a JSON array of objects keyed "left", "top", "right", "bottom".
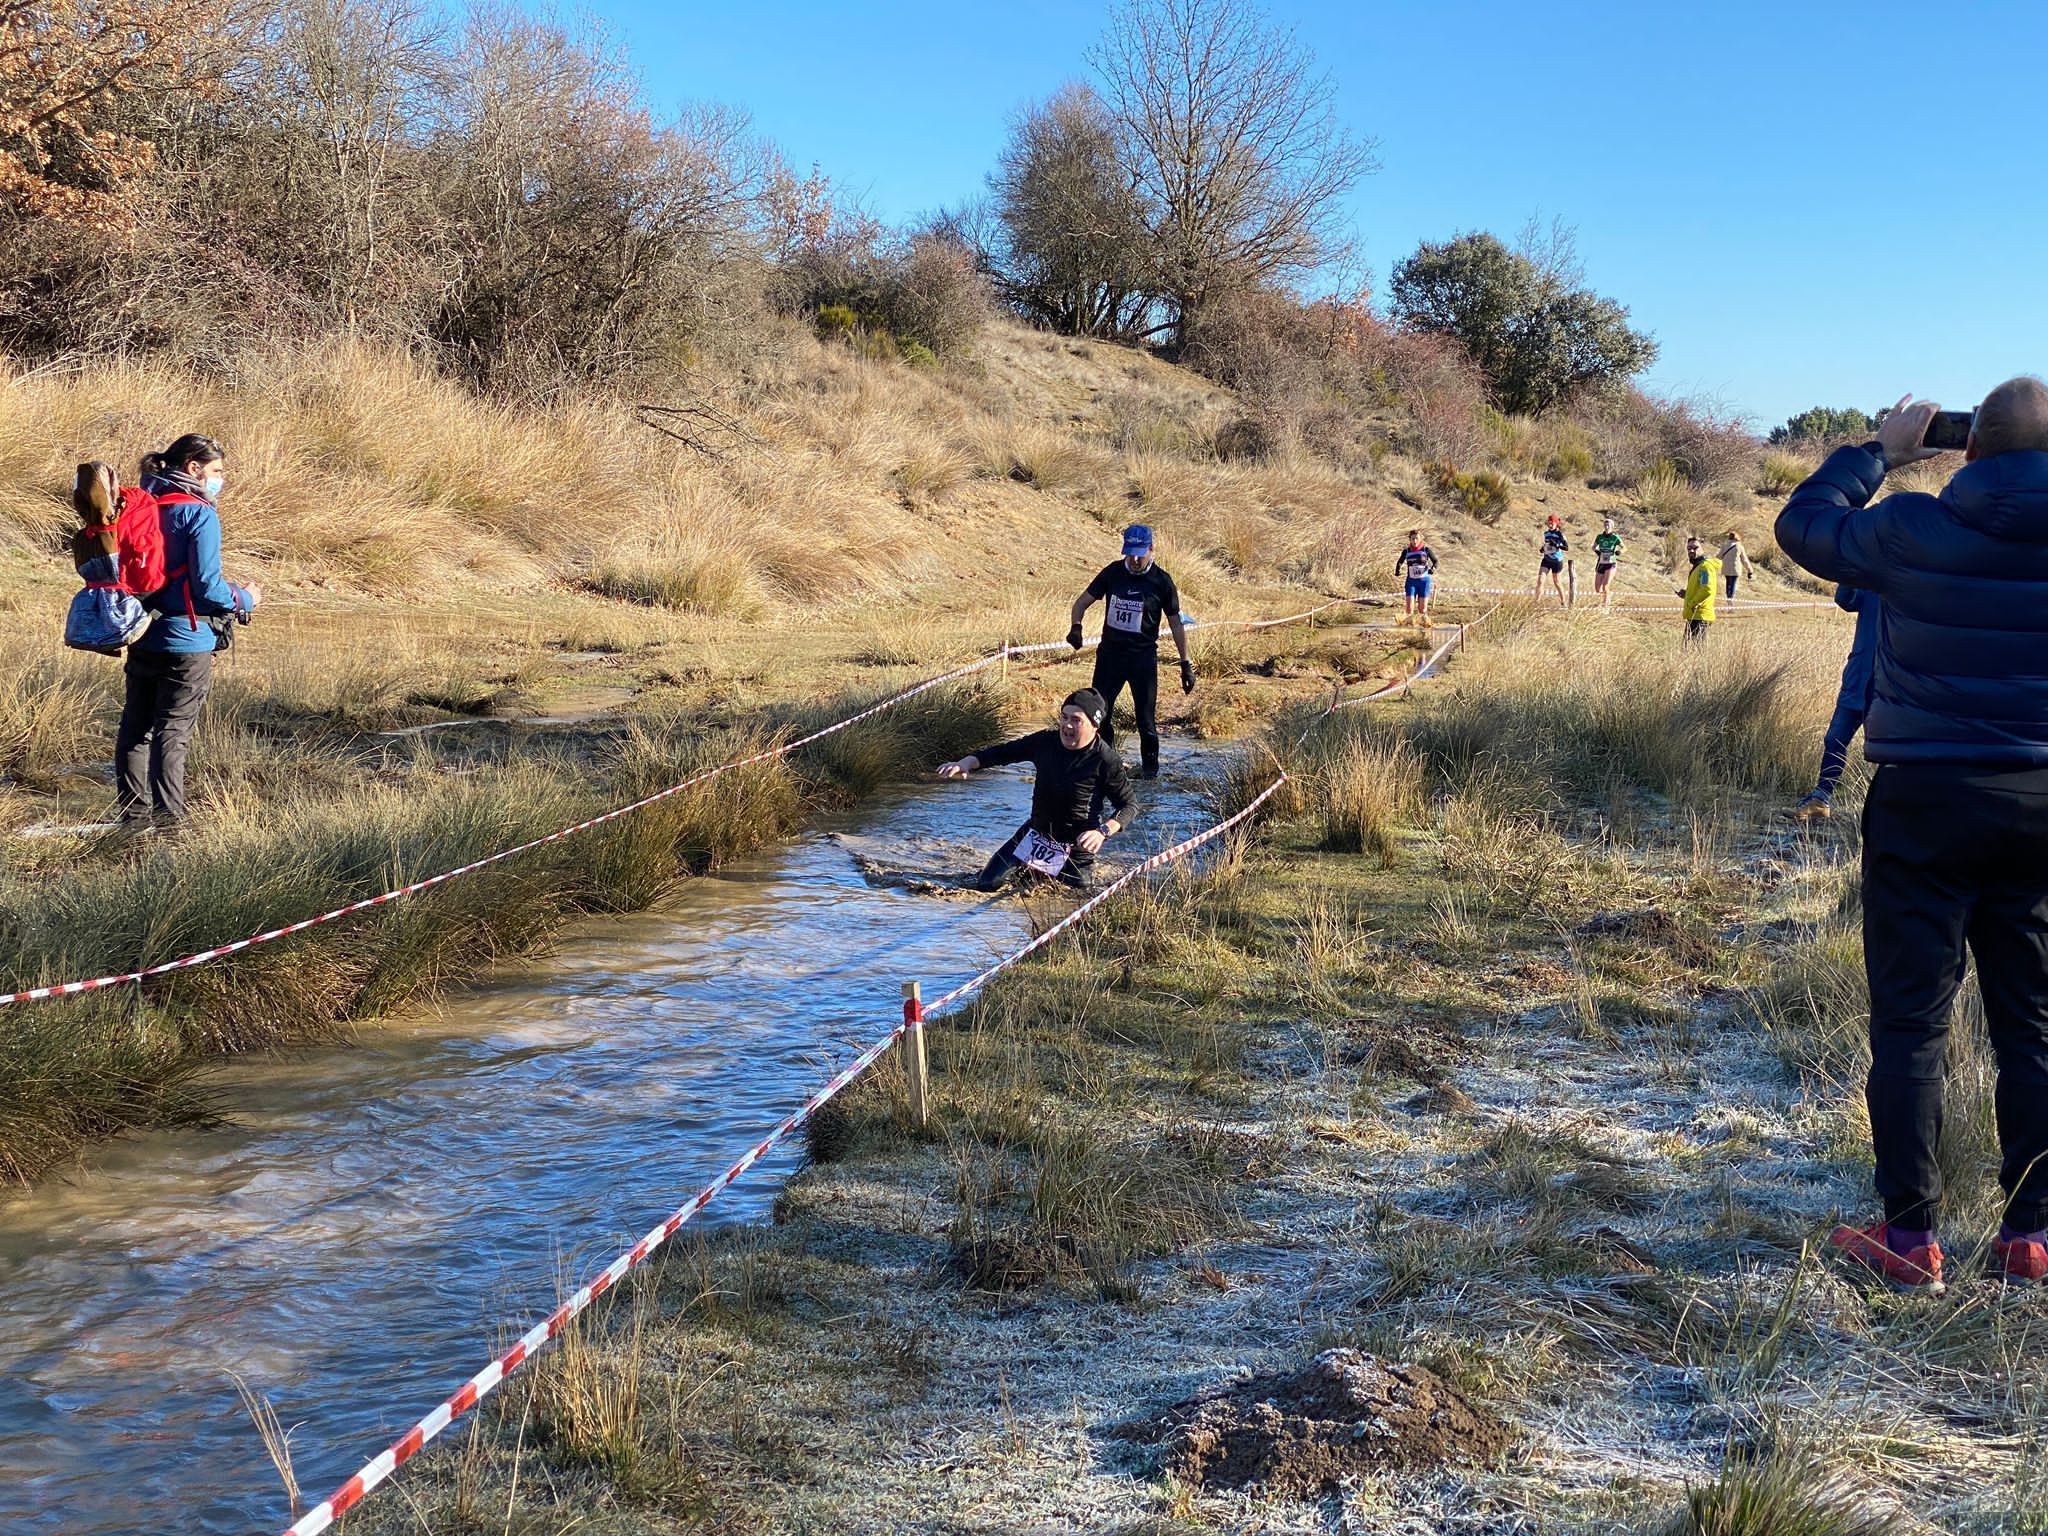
[
  {"left": 1830, "top": 1222, "right": 1945, "bottom": 1294},
  {"left": 1995, "top": 1232, "right": 2048, "bottom": 1284}
]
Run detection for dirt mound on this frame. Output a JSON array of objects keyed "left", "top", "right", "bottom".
[
  {"left": 1340, "top": 1014, "right": 1471, "bottom": 1085},
  {"left": 1137, "top": 1349, "right": 1511, "bottom": 1495},
  {"left": 1575, "top": 904, "right": 1720, "bottom": 967}
]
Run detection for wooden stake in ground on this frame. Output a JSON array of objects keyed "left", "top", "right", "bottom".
[{"left": 900, "top": 981, "right": 930, "bottom": 1129}]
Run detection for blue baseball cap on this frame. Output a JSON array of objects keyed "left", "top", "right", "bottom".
[{"left": 1122, "top": 524, "right": 1154, "bottom": 556}]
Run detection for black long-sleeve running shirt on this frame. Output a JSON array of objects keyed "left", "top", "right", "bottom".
[{"left": 971, "top": 731, "right": 1136, "bottom": 843}]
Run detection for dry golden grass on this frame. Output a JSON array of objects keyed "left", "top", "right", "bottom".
[{"left": 1758, "top": 451, "right": 1814, "bottom": 495}]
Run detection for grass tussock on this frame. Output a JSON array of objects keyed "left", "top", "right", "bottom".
[
  {"left": 1308, "top": 728, "right": 1421, "bottom": 864},
  {"left": 1658, "top": 1451, "right": 1914, "bottom": 1536},
  {"left": 0, "top": 639, "right": 111, "bottom": 785},
  {"left": 1757, "top": 452, "right": 1814, "bottom": 496},
  {"left": 1634, "top": 458, "right": 1697, "bottom": 521}
]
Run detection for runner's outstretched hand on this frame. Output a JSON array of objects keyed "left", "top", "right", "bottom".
[
  {"left": 1179, "top": 658, "right": 1196, "bottom": 694},
  {"left": 1067, "top": 624, "right": 1084, "bottom": 650},
  {"left": 1076, "top": 829, "right": 1106, "bottom": 855}
]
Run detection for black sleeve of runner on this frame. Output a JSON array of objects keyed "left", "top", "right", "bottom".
[
  {"left": 1098, "top": 744, "right": 1136, "bottom": 826},
  {"left": 1085, "top": 562, "right": 1117, "bottom": 599},
  {"left": 1160, "top": 567, "right": 1181, "bottom": 617},
  {"left": 971, "top": 733, "right": 1042, "bottom": 771}
]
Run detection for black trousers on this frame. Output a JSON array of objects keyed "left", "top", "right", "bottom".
[
  {"left": 115, "top": 649, "right": 213, "bottom": 824},
  {"left": 1863, "top": 763, "right": 2048, "bottom": 1231},
  {"left": 1092, "top": 648, "right": 1159, "bottom": 773},
  {"left": 974, "top": 822, "right": 1093, "bottom": 892}
]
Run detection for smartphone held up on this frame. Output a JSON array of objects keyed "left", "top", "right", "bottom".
[{"left": 1923, "top": 409, "right": 1974, "bottom": 452}]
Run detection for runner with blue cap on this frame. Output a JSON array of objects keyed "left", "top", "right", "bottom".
[{"left": 1066, "top": 523, "right": 1192, "bottom": 779}]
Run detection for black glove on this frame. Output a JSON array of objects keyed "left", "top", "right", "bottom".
[
  {"left": 1179, "top": 658, "right": 1196, "bottom": 694},
  {"left": 1067, "top": 624, "right": 1084, "bottom": 651}
]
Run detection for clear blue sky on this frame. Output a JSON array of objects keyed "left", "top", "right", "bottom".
[{"left": 577, "top": 0, "right": 2044, "bottom": 429}]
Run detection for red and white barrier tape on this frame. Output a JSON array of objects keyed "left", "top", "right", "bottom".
[
  {"left": 280, "top": 579, "right": 1497, "bottom": 1534},
  {"left": 279, "top": 1004, "right": 916, "bottom": 1536},
  {"left": 925, "top": 776, "right": 1290, "bottom": 1013},
  {"left": 1336, "top": 604, "right": 1498, "bottom": 709},
  {"left": 4, "top": 599, "right": 1386, "bottom": 1009},
  {"left": 1420, "top": 583, "right": 1833, "bottom": 612},
  {"left": 282, "top": 774, "right": 1291, "bottom": 1536},
  {"left": 0, "top": 654, "right": 1001, "bottom": 1008}
]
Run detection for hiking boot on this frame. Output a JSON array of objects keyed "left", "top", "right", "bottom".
[
  {"left": 1789, "top": 794, "right": 1833, "bottom": 822},
  {"left": 1995, "top": 1230, "right": 2048, "bottom": 1284},
  {"left": 1830, "top": 1221, "right": 1945, "bottom": 1294}
]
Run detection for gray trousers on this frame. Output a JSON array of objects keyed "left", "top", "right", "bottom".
[{"left": 116, "top": 650, "right": 213, "bottom": 823}]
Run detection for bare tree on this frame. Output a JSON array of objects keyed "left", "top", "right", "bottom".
[
  {"left": 1089, "top": 0, "right": 1375, "bottom": 349},
  {"left": 431, "top": 9, "right": 769, "bottom": 390},
  {"left": 986, "top": 82, "right": 1153, "bottom": 339}
]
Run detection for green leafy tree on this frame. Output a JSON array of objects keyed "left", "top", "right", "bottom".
[
  {"left": 1767, "top": 405, "right": 1876, "bottom": 445},
  {"left": 1388, "top": 231, "right": 1657, "bottom": 414}
]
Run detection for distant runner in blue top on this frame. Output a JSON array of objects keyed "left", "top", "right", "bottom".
[
  {"left": 1395, "top": 529, "right": 1437, "bottom": 624},
  {"left": 1536, "top": 514, "right": 1568, "bottom": 605}
]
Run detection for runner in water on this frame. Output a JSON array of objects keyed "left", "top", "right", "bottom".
[
  {"left": 1592, "top": 516, "right": 1625, "bottom": 608},
  {"left": 1679, "top": 535, "right": 1720, "bottom": 644},
  {"left": 937, "top": 687, "right": 1135, "bottom": 891},
  {"left": 1067, "top": 524, "right": 1192, "bottom": 779},
  {"left": 1789, "top": 585, "right": 1880, "bottom": 821},
  {"left": 1395, "top": 528, "right": 1438, "bottom": 624},
  {"left": 1536, "top": 514, "right": 1569, "bottom": 604}
]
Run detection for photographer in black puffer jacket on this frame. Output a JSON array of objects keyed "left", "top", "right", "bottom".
[{"left": 1776, "top": 377, "right": 2048, "bottom": 1292}]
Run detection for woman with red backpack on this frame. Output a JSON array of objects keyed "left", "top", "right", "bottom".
[{"left": 114, "top": 433, "right": 261, "bottom": 830}]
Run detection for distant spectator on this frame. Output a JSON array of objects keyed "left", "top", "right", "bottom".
[
  {"left": 1787, "top": 585, "right": 1879, "bottom": 822},
  {"left": 1678, "top": 535, "right": 1718, "bottom": 644},
  {"left": 1719, "top": 530, "right": 1756, "bottom": 599},
  {"left": 115, "top": 434, "right": 260, "bottom": 831},
  {"left": 1777, "top": 379, "right": 2048, "bottom": 1292}
]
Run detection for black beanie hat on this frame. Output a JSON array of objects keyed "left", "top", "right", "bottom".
[{"left": 1062, "top": 687, "right": 1108, "bottom": 727}]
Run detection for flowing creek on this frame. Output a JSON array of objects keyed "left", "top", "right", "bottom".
[{"left": 0, "top": 743, "right": 1226, "bottom": 1535}]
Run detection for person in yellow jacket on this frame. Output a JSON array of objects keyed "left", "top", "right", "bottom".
[{"left": 1678, "top": 535, "right": 1720, "bottom": 644}]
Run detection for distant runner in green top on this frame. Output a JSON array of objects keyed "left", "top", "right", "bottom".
[{"left": 1592, "top": 516, "right": 1624, "bottom": 608}]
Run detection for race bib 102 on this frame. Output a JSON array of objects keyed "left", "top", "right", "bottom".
[
  {"left": 1106, "top": 595, "right": 1147, "bottom": 633},
  {"left": 1016, "top": 829, "right": 1070, "bottom": 877}
]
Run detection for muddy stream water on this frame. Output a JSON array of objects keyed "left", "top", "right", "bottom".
[{"left": 0, "top": 743, "right": 1226, "bottom": 1535}]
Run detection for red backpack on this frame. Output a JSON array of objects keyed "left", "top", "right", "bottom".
[{"left": 71, "top": 463, "right": 194, "bottom": 619}]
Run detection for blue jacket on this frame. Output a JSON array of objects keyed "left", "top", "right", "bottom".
[
  {"left": 1833, "top": 585, "right": 1879, "bottom": 716},
  {"left": 134, "top": 475, "right": 250, "bottom": 655},
  {"left": 1776, "top": 444, "right": 2048, "bottom": 765}
]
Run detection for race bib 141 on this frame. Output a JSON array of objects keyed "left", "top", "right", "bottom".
[{"left": 1106, "top": 595, "right": 1147, "bottom": 633}]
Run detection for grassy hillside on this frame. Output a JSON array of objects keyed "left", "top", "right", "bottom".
[{"left": 0, "top": 319, "right": 1495, "bottom": 1183}]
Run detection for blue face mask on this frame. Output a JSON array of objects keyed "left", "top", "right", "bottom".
[{"left": 203, "top": 473, "right": 224, "bottom": 501}]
